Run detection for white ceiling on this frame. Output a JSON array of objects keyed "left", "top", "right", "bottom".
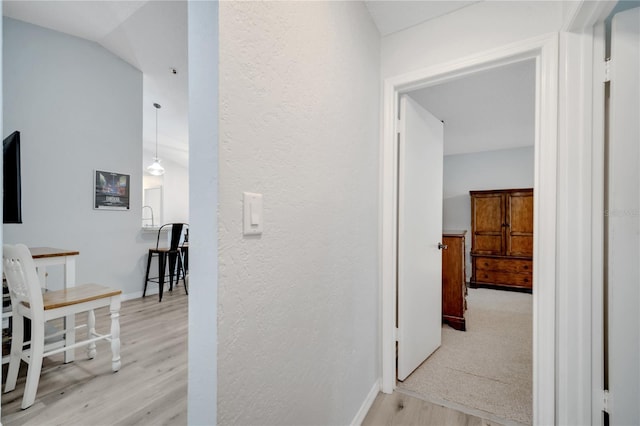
[
  {"left": 409, "top": 59, "right": 536, "bottom": 156},
  {"left": 364, "top": 0, "right": 479, "bottom": 36},
  {"left": 3, "top": 0, "right": 530, "bottom": 162},
  {"left": 3, "top": 0, "right": 189, "bottom": 166}
]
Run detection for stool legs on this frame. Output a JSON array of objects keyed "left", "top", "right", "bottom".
[
  {"left": 144, "top": 250, "right": 186, "bottom": 302},
  {"left": 143, "top": 251, "right": 153, "bottom": 297},
  {"left": 158, "top": 253, "right": 166, "bottom": 302}
]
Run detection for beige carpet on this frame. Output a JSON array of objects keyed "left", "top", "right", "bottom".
[{"left": 399, "top": 288, "right": 533, "bottom": 425}]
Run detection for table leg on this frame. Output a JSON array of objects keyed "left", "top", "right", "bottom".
[
  {"left": 110, "top": 296, "right": 121, "bottom": 372},
  {"left": 35, "top": 267, "right": 46, "bottom": 288},
  {"left": 64, "top": 257, "right": 76, "bottom": 363}
]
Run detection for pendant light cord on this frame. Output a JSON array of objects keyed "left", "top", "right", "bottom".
[{"left": 154, "top": 103, "right": 161, "bottom": 159}]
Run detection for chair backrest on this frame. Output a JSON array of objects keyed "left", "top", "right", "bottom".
[
  {"left": 3, "top": 244, "right": 45, "bottom": 314},
  {"left": 155, "top": 223, "right": 188, "bottom": 251}
]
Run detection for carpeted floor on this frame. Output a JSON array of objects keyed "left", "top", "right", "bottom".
[{"left": 399, "top": 287, "right": 533, "bottom": 425}]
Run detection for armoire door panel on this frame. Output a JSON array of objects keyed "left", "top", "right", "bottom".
[
  {"left": 508, "top": 235, "right": 534, "bottom": 257},
  {"left": 473, "top": 234, "right": 503, "bottom": 254},
  {"left": 506, "top": 191, "right": 534, "bottom": 257},
  {"left": 472, "top": 195, "right": 503, "bottom": 232},
  {"left": 507, "top": 193, "right": 534, "bottom": 233}
]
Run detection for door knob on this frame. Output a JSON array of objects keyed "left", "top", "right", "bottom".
[{"left": 438, "top": 242, "right": 448, "bottom": 250}]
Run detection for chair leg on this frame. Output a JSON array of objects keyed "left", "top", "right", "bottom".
[
  {"left": 143, "top": 251, "right": 153, "bottom": 297},
  {"left": 168, "top": 253, "right": 177, "bottom": 292},
  {"left": 158, "top": 253, "right": 166, "bottom": 302},
  {"left": 110, "top": 296, "right": 121, "bottom": 372},
  {"left": 4, "top": 313, "right": 24, "bottom": 393},
  {"left": 87, "top": 310, "right": 97, "bottom": 359},
  {"left": 22, "top": 319, "right": 45, "bottom": 409},
  {"left": 178, "top": 255, "right": 188, "bottom": 295}
]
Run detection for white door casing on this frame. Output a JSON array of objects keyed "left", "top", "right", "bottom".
[
  {"left": 607, "top": 7, "right": 640, "bottom": 424},
  {"left": 380, "top": 33, "right": 558, "bottom": 425},
  {"left": 397, "top": 94, "right": 443, "bottom": 381}
]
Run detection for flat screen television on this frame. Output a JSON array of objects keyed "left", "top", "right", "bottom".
[{"left": 3, "top": 131, "right": 22, "bottom": 224}]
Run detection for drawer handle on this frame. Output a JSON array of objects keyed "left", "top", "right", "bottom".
[
  {"left": 484, "top": 274, "right": 488, "bottom": 278},
  {"left": 484, "top": 262, "right": 489, "bottom": 267},
  {"left": 524, "top": 278, "right": 529, "bottom": 283},
  {"left": 524, "top": 265, "right": 529, "bottom": 270}
]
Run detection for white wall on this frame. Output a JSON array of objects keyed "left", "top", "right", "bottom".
[
  {"left": 382, "top": 1, "right": 564, "bottom": 78},
  {"left": 3, "top": 18, "right": 150, "bottom": 298},
  {"left": 443, "top": 146, "right": 534, "bottom": 280},
  {"left": 142, "top": 147, "right": 189, "bottom": 224},
  {"left": 218, "top": 2, "right": 380, "bottom": 424},
  {"left": 187, "top": 1, "right": 218, "bottom": 423}
]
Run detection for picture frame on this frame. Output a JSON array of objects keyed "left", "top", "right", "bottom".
[{"left": 94, "top": 170, "right": 130, "bottom": 210}]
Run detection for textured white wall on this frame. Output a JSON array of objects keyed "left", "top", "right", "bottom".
[
  {"left": 443, "top": 146, "right": 534, "bottom": 280},
  {"left": 218, "top": 2, "right": 380, "bottom": 424},
  {"left": 382, "top": 1, "right": 563, "bottom": 78},
  {"left": 3, "top": 18, "right": 149, "bottom": 298}
]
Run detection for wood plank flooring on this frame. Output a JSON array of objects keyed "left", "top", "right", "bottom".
[
  {"left": 1, "top": 289, "right": 188, "bottom": 426},
  {"left": 362, "top": 391, "right": 503, "bottom": 426},
  {"left": 2, "top": 289, "right": 507, "bottom": 426}
]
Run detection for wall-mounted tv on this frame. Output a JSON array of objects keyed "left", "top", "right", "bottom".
[{"left": 3, "top": 131, "right": 22, "bottom": 224}]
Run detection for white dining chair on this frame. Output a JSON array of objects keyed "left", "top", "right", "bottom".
[{"left": 3, "top": 243, "right": 122, "bottom": 409}]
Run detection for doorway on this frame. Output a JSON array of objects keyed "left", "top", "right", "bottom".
[
  {"left": 394, "top": 59, "right": 536, "bottom": 424},
  {"left": 380, "top": 34, "right": 559, "bottom": 423}
]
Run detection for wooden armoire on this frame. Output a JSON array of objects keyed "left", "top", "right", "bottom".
[{"left": 470, "top": 188, "right": 533, "bottom": 292}]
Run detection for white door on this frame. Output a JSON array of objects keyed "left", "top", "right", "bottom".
[
  {"left": 607, "top": 7, "right": 639, "bottom": 424},
  {"left": 397, "top": 94, "right": 444, "bottom": 381}
]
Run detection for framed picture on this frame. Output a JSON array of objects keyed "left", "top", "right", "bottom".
[{"left": 94, "top": 170, "right": 130, "bottom": 210}]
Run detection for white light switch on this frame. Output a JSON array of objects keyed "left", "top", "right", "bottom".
[{"left": 243, "top": 192, "right": 263, "bottom": 235}]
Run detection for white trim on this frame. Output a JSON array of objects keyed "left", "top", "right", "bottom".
[
  {"left": 350, "top": 380, "right": 380, "bottom": 426},
  {"left": 122, "top": 289, "right": 160, "bottom": 301},
  {"left": 591, "top": 21, "right": 606, "bottom": 426},
  {"left": 563, "top": 0, "right": 617, "bottom": 32},
  {"left": 187, "top": 1, "right": 219, "bottom": 424},
  {"left": 379, "top": 33, "right": 559, "bottom": 425},
  {"left": 556, "top": 29, "right": 595, "bottom": 426}
]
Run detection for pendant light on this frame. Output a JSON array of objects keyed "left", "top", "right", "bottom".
[{"left": 147, "top": 102, "right": 165, "bottom": 176}]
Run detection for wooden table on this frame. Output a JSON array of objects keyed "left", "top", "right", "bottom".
[{"left": 29, "top": 247, "right": 80, "bottom": 363}]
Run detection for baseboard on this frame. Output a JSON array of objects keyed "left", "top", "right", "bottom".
[
  {"left": 122, "top": 289, "right": 158, "bottom": 301},
  {"left": 350, "top": 379, "right": 380, "bottom": 426}
]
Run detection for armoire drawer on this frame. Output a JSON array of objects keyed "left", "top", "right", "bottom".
[
  {"left": 474, "top": 270, "right": 533, "bottom": 288},
  {"left": 474, "top": 257, "right": 532, "bottom": 274}
]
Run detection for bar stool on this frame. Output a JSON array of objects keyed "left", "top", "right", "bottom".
[{"left": 143, "top": 223, "right": 188, "bottom": 302}]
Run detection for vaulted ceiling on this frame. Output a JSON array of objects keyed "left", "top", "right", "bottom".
[
  {"left": 3, "top": 0, "right": 532, "bottom": 159},
  {"left": 3, "top": 1, "right": 189, "bottom": 165}
]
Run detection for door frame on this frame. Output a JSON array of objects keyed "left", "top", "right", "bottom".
[{"left": 379, "top": 33, "right": 559, "bottom": 424}]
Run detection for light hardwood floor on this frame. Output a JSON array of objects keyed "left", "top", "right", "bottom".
[
  {"left": 1, "top": 289, "right": 188, "bottom": 426},
  {"left": 362, "top": 391, "right": 503, "bottom": 426},
  {"left": 2, "top": 289, "right": 502, "bottom": 426}
]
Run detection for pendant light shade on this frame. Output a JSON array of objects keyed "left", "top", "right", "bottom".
[{"left": 147, "top": 103, "right": 165, "bottom": 176}]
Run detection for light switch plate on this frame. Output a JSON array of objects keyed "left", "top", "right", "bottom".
[{"left": 243, "top": 192, "right": 263, "bottom": 235}]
